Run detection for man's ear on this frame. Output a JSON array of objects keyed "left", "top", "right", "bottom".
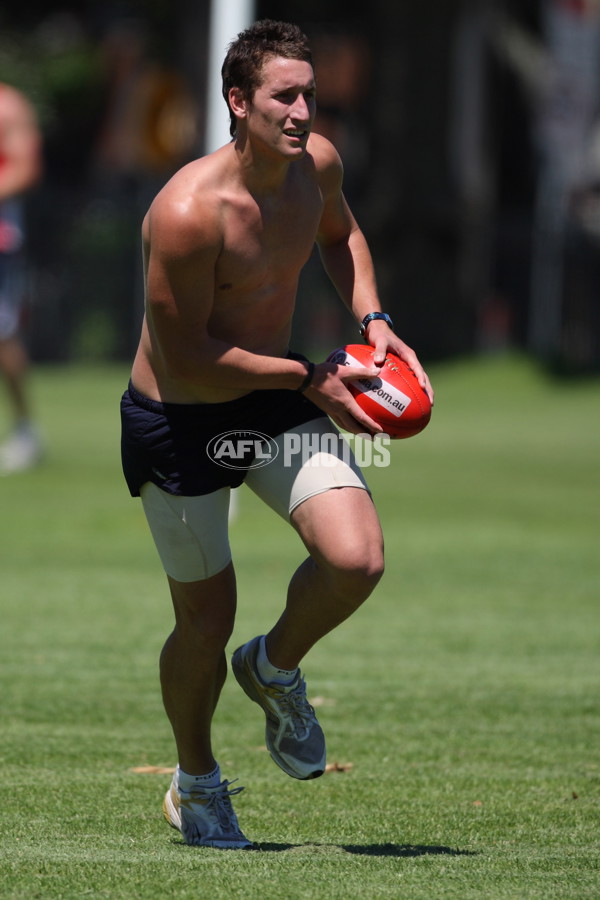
[{"left": 228, "top": 87, "right": 248, "bottom": 120}]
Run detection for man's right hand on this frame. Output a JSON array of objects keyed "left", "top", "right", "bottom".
[{"left": 304, "top": 362, "right": 384, "bottom": 436}]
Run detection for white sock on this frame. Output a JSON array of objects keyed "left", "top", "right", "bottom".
[
  {"left": 256, "top": 635, "right": 297, "bottom": 685},
  {"left": 177, "top": 763, "right": 221, "bottom": 790}
]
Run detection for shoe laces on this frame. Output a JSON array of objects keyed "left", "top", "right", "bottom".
[
  {"left": 272, "top": 677, "right": 315, "bottom": 739},
  {"left": 186, "top": 779, "right": 244, "bottom": 833}
]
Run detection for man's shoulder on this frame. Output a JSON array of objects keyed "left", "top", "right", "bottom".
[
  {"left": 306, "top": 132, "right": 343, "bottom": 195},
  {"left": 149, "top": 151, "right": 231, "bottom": 230},
  {"left": 159, "top": 151, "right": 229, "bottom": 203},
  {"left": 307, "top": 132, "right": 342, "bottom": 170}
]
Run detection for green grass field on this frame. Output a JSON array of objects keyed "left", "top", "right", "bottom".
[{"left": 0, "top": 354, "right": 598, "bottom": 899}]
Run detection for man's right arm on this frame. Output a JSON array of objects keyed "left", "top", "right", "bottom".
[{"left": 143, "top": 188, "right": 311, "bottom": 396}]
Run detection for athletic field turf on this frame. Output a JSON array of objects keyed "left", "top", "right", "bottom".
[{"left": 0, "top": 354, "right": 598, "bottom": 898}]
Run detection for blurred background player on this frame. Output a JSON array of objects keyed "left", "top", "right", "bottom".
[{"left": 0, "top": 83, "right": 43, "bottom": 474}]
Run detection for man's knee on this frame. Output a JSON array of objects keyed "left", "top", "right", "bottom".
[
  {"left": 347, "top": 548, "right": 385, "bottom": 598},
  {"left": 293, "top": 487, "right": 385, "bottom": 605},
  {"left": 179, "top": 610, "right": 235, "bottom": 647},
  {"left": 168, "top": 568, "right": 237, "bottom": 650},
  {"left": 323, "top": 540, "right": 385, "bottom": 606}
]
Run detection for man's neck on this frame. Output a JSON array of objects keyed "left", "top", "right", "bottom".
[{"left": 232, "top": 134, "right": 295, "bottom": 197}]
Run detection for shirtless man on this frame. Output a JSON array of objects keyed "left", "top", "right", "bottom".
[{"left": 120, "top": 20, "right": 433, "bottom": 849}]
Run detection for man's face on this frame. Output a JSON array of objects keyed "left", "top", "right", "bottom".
[{"left": 244, "top": 56, "right": 316, "bottom": 159}]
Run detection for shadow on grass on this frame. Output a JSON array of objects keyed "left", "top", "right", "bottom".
[{"left": 255, "top": 842, "right": 476, "bottom": 857}]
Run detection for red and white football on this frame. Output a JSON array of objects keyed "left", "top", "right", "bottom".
[{"left": 327, "top": 343, "right": 432, "bottom": 439}]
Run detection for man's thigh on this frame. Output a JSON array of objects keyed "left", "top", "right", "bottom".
[
  {"left": 244, "top": 418, "right": 370, "bottom": 522},
  {"left": 290, "top": 483, "right": 383, "bottom": 569},
  {"left": 140, "top": 482, "right": 232, "bottom": 582}
]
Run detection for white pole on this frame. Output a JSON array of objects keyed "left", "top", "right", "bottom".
[{"left": 205, "top": 0, "right": 256, "bottom": 154}]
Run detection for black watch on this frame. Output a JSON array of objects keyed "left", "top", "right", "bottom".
[{"left": 359, "top": 312, "right": 394, "bottom": 336}]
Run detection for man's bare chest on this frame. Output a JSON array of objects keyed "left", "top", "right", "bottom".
[{"left": 215, "top": 186, "right": 322, "bottom": 291}]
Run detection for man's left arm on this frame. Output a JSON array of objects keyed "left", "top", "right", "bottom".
[{"left": 316, "top": 160, "right": 434, "bottom": 404}]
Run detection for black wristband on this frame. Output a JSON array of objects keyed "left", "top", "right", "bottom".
[
  {"left": 297, "top": 361, "right": 315, "bottom": 392},
  {"left": 359, "top": 312, "right": 394, "bottom": 336}
]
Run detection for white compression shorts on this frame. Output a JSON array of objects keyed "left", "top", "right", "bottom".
[{"left": 139, "top": 418, "right": 369, "bottom": 582}]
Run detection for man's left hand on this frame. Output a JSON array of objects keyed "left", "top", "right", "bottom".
[{"left": 365, "top": 320, "right": 434, "bottom": 405}]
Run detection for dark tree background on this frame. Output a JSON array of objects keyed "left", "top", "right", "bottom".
[{"left": 1, "top": 0, "right": 597, "bottom": 373}]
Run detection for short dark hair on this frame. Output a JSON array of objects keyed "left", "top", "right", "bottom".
[{"left": 221, "top": 19, "right": 313, "bottom": 137}]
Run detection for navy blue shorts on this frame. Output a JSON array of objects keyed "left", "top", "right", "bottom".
[
  {"left": 0, "top": 200, "right": 27, "bottom": 340},
  {"left": 120, "top": 380, "right": 325, "bottom": 497}
]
